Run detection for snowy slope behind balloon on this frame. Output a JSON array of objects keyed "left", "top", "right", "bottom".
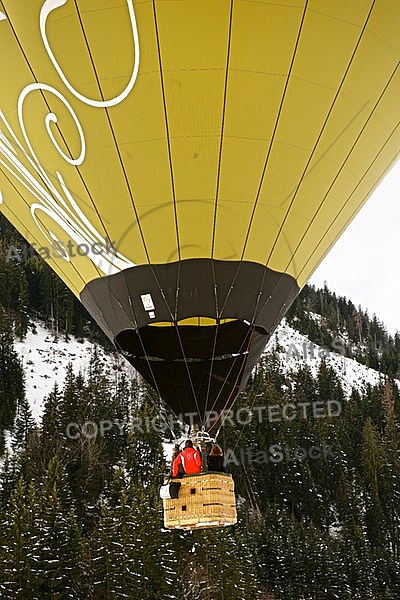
[
  {"left": 16, "top": 316, "right": 397, "bottom": 427},
  {"left": 265, "top": 319, "right": 394, "bottom": 395},
  {"left": 15, "top": 321, "right": 137, "bottom": 423}
]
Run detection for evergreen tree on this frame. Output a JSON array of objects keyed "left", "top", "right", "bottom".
[
  {"left": 0, "top": 309, "right": 25, "bottom": 455},
  {"left": 360, "top": 417, "right": 386, "bottom": 547},
  {"left": 0, "top": 477, "right": 39, "bottom": 599},
  {"left": 125, "top": 385, "right": 167, "bottom": 488},
  {"left": 32, "top": 456, "right": 84, "bottom": 599},
  {"left": 0, "top": 449, "right": 20, "bottom": 508},
  {"left": 91, "top": 470, "right": 177, "bottom": 600},
  {"left": 11, "top": 395, "right": 37, "bottom": 454},
  {"left": 173, "top": 518, "right": 259, "bottom": 600},
  {"left": 40, "top": 382, "right": 65, "bottom": 470}
]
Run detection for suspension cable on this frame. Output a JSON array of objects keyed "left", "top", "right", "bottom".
[
  {"left": 207, "top": 328, "right": 254, "bottom": 434},
  {"left": 153, "top": 278, "right": 203, "bottom": 422},
  {"left": 205, "top": 325, "right": 256, "bottom": 423},
  {"left": 114, "top": 272, "right": 179, "bottom": 440},
  {"left": 202, "top": 259, "right": 222, "bottom": 427}
]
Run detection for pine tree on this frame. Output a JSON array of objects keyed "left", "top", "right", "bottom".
[
  {"left": 361, "top": 417, "right": 386, "bottom": 547},
  {"left": 86, "top": 347, "right": 129, "bottom": 464},
  {"left": 32, "top": 456, "right": 84, "bottom": 599},
  {"left": 125, "top": 385, "right": 167, "bottom": 488},
  {"left": 11, "top": 395, "right": 37, "bottom": 453},
  {"left": 178, "top": 521, "right": 259, "bottom": 600},
  {"left": 90, "top": 470, "right": 177, "bottom": 600},
  {"left": 40, "top": 382, "right": 65, "bottom": 469},
  {"left": 0, "top": 309, "right": 25, "bottom": 455},
  {"left": 0, "top": 449, "right": 20, "bottom": 508},
  {"left": 0, "top": 477, "right": 39, "bottom": 599},
  {"left": 0, "top": 239, "right": 29, "bottom": 339},
  {"left": 58, "top": 362, "right": 86, "bottom": 428}
]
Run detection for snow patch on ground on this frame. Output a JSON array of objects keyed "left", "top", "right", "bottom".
[
  {"left": 15, "top": 317, "right": 398, "bottom": 427},
  {"left": 15, "top": 321, "right": 136, "bottom": 423},
  {"left": 265, "top": 319, "right": 395, "bottom": 396}
]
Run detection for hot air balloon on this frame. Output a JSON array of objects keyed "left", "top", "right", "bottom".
[{"left": 1, "top": 0, "right": 399, "bottom": 528}]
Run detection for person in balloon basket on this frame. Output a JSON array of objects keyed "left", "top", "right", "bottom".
[
  {"left": 207, "top": 443, "right": 228, "bottom": 473},
  {"left": 172, "top": 440, "right": 202, "bottom": 477}
]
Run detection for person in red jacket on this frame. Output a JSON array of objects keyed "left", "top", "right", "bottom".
[{"left": 172, "top": 440, "right": 202, "bottom": 477}]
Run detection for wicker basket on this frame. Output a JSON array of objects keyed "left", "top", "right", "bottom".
[{"left": 162, "top": 472, "right": 237, "bottom": 530}]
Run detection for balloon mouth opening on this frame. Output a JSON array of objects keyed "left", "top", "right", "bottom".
[
  {"left": 114, "top": 318, "right": 269, "bottom": 419},
  {"left": 115, "top": 318, "right": 266, "bottom": 361},
  {"left": 144, "top": 317, "right": 267, "bottom": 335}
]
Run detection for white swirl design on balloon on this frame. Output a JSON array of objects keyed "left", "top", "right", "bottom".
[
  {"left": 0, "top": 1, "right": 139, "bottom": 275},
  {"left": 18, "top": 83, "right": 86, "bottom": 168},
  {"left": 0, "top": 102, "right": 134, "bottom": 274},
  {"left": 40, "top": 0, "right": 140, "bottom": 108}
]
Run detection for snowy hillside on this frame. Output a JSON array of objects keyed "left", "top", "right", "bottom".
[
  {"left": 15, "top": 320, "right": 137, "bottom": 423},
  {"left": 265, "top": 318, "right": 391, "bottom": 396},
  {"left": 16, "top": 316, "right": 395, "bottom": 427}
]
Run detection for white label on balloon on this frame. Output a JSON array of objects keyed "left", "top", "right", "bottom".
[{"left": 141, "top": 294, "right": 155, "bottom": 311}]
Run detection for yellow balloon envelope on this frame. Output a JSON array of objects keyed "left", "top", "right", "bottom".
[{"left": 0, "top": 0, "right": 399, "bottom": 424}]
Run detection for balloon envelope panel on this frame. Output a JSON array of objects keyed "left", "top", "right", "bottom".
[{"left": 1, "top": 0, "right": 399, "bottom": 424}]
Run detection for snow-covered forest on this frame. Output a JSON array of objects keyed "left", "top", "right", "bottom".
[{"left": 1, "top": 213, "right": 400, "bottom": 599}]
